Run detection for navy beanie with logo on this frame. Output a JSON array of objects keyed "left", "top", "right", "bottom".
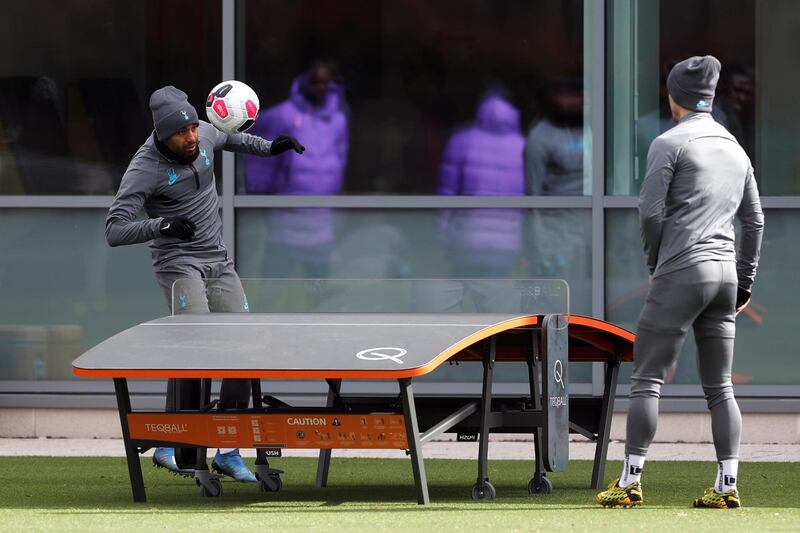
[
  {"left": 150, "top": 86, "right": 199, "bottom": 141},
  {"left": 667, "top": 55, "right": 721, "bottom": 113}
]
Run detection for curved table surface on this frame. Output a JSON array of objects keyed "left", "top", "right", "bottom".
[{"left": 73, "top": 313, "right": 634, "bottom": 380}]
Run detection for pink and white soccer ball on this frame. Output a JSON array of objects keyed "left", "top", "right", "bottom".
[{"left": 205, "top": 80, "right": 260, "bottom": 134}]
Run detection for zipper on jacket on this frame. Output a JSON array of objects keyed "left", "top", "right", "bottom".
[{"left": 188, "top": 165, "right": 200, "bottom": 190}]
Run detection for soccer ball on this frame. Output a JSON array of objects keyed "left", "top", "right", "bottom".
[{"left": 205, "top": 80, "right": 260, "bottom": 134}]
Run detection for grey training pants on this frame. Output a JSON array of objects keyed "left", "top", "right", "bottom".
[
  {"left": 154, "top": 259, "right": 251, "bottom": 415},
  {"left": 626, "top": 261, "right": 741, "bottom": 461}
]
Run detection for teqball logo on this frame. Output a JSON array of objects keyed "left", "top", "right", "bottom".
[
  {"left": 549, "top": 359, "right": 567, "bottom": 407},
  {"left": 145, "top": 423, "right": 189, "bottom": 434}
]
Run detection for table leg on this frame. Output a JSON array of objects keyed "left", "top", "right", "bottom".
[
  {"left": 591, "top": 358, "right": 620, "bottom": 488},
  {"left": 526, "top": 328, "right": 551, "bottom": 494},
  {"left": 472, "top": 337, "right": 497, "bottom": 500},
  {"left": 399, "top": 378, "right": 429, "bottom": 505},
  {"left": 113, "top": 378, "right": 146, "bottom": 503},
  {"left": 315, "top": 378, "right": 341, "bottom": 488}
]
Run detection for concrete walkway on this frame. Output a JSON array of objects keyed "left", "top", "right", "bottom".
[{"left": 2, "top": 437, "right": 799, "bottom": 461}]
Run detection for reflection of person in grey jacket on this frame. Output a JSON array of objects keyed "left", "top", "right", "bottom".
[
  {"left": 524, "top": 79, "right": 590, "bottom": 295},
  {"left": 597, "top": 57, "right": 764, "bottom": 509},
  {"left": 106, "top": 86, "right": 303, "bottom": 481},
  {"left": 524, "top": 78, "right": 585, "bottom": 196}
]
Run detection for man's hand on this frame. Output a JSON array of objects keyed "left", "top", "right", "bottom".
[
  {"left": 269, "top": 135, "right": 305, "bottom": 155},
  {"left": 159, "top": 216, "right": 196, "bottom": 240},
  {"left": 735, "top": 286, "right": 751, "bottom": 315}
]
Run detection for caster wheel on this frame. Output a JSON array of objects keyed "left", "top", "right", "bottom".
[
  {"left": 527, "top": 476, "right": 552, "bottom": 494},
  {"left": 258, "top": 475, "right": 283, "bottom": 493},
  {"left": 471, "top": 481, "right": 496, "bottom": 500},
  {"left": 196, "top": 477, "right": 222, "bottom": 497}
]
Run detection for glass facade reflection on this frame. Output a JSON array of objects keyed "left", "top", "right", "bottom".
[
  {"left": 608, "top": 0, "right": 800, "bottom": 196},
  {"left": 237, "top": 0, "right": 588, "bottom": 195},
  {"left": 0, "top": 1, "right": 798, "bottom": 402},
  {"left": 606, "top": 209, "right": 800, "bottom": 385},
  {"left": 235, "top": 208, "right": 592, "bottom": 315},
  {"left": 0, "top": 0, "right": 221, "bottom": 195},
  {"left": 0, "top": 210, "right": 164, "bottom": 380}
]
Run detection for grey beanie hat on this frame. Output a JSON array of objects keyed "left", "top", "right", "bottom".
[
  {"left": 150, "top": 86, "right": 199, "bottom": 141},
  {"left": 667, "top": 55, "right": 721, "bottom": 113}
]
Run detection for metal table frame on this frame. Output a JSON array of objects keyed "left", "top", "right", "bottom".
[{"left": 93, "top": 314, "right": 632, "bottom": 504}]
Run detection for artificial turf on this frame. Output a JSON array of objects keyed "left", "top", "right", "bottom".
[{"left": 0, "top": 457, "right": 797, "bottom": 532}]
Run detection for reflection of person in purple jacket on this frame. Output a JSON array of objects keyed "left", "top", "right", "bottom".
[
  {"left": 413, "top": 92, "right": 525, "bottom": 313},
  {"left": 437, "top": 91, "right": 525, "bottom": 279},
  {"left": 244, "top": 61, "right": 349, "bottom": 276}
]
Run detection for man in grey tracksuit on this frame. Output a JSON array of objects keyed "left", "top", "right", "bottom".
[
  {"left": 596, "top": 57, "right": 764, "bottom": 509},
  {"left": 106, "top": 86, "right": 304, "bottom": 481}
]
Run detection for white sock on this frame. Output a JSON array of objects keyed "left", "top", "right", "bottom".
[
  {"left": 716, "top": 459, "right": 739, "bottom": 493},
  {"left": 619, "top": 454, "right": 646, "bottom": 487},
  {"left": 218, "top": 448, "right": 237, "bottom": 455}
]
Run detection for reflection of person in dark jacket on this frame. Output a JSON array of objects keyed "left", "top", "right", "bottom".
[
  {"left": 244, "top": 61, "right": 348, "bottom": 277},
  {"left": 711, "top": 63, "right": 755, "bottom": 159}
]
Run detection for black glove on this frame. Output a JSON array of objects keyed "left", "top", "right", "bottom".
[
  {"left": 269, "top": 135, "right": 305, "bottom": 155},
  {"left": 736, "top": 286, "right": 751, "bottom": 310},
  {"left": 159, "top": 216, "right": 196, "bottom": 240}
]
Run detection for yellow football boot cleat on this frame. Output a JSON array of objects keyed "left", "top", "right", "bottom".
[
  {"left": 595, "top": 479, "right": 643, "bottom": 508},
  {"left": 693, "top": 487, "right": 741, "bottom": 509}
]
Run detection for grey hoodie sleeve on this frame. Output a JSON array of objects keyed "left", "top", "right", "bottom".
[
  {"left": 524, "top": 127, "right": 548, "bottom": 195},
  {"left": 105, "top": 165, "right": 163, "bottom": 247},
  {"left": 638, "top": 137, "right": 676, "bottom": 274},
  {"left": 210, "top": 125, "right": 273, "bottom": 156},
  {"left": 735, "top": 165, "right": 764, "bottom": 291}
]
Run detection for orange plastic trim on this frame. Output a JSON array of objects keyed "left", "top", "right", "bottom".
[{"left": 569, "top": 315, "right": 635, "bottom": 342}]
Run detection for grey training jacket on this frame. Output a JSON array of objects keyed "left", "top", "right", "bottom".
[
  {"left": 639, "top": 112, "right": 764, "bottom": 291},
  {"left": 105, "top": 121, "right": 272, "bottom": 268},
  {"left": 524, "top": 119, "right": 585, "bottom": 196}
]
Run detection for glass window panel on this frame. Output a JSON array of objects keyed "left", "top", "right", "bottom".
[
  {"left": 606, "top": 209, "right": 798, "bottom": 385},
  {"left": 604, "top": 209, "right": 649, "bottom": 385},
  {"left": 0, "top": 210, "right": 164, "bottom": 380},
  {"left": 0, "top": 0, "right": 221, "bottom": 195},
  {"left": 754, "top": 0, "right": 800, "bottom": 195},
  {"left": 608, "top": 0, "right": 800, "bottom": 196},
  {"left": 733, "top": 210, "right": 800, "bottom": 384},
  {"left": 236, "top": 207, "right": 592, "bottom": 383},
  {"left": 237, "top": 0, "right": 589, "bottom": 195}
]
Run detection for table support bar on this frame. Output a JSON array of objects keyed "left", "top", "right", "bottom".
[
  {"left": 399, "top": 378, "right": 430, "bottom": 505},
  {"left": 419, "top": 402, "right": 479, "bottom": 445},
  {"left": 315, "top": 379, "right": 341, "bottom": 489},
  {"left": 113, "top": 378, "right": 146, "bottom": 503}
]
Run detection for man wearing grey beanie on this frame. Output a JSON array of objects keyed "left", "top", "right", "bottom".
[
  {"left": 106, "top": 86, "right": 305, "bottom": 484},
  {"left": 596, "top": 56, "right": 764, "bottom": 509}
]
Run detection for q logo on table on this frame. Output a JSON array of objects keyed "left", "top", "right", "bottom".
[
  {"left": 356, "top": 347, "right": 407, "bottom": 365},
  {"left": 553, "top": 359, "right": 565, "bottom": 390}
]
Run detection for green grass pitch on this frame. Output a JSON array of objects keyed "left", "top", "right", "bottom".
[{"left": 1, "top": 457, "right": 797, "bottom": 532}]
